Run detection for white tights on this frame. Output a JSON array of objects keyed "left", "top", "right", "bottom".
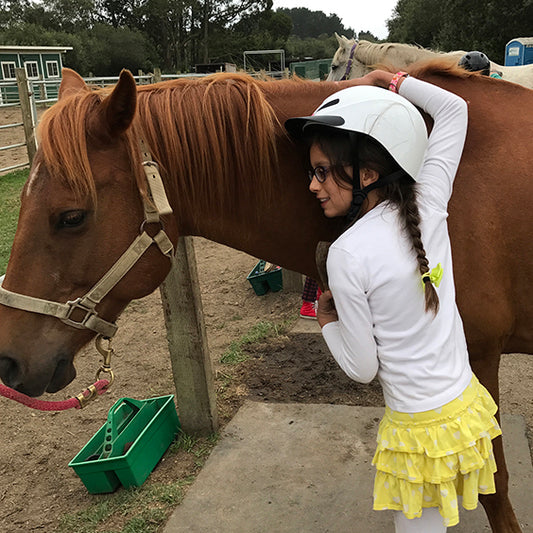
[{"left": 393, "top": 508, "right": 447, "bottom": 533}]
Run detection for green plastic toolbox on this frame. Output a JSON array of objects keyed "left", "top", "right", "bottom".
[
  {"left": 247, "top": 260, "right": 283, "bottom": 296},
  {"left": 69, "top": 395, "right": 180, "bottom": 494}
]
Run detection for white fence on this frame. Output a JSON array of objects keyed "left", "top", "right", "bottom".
[{"left": 0, "top": 69, "right": 178, "bottom": 175}]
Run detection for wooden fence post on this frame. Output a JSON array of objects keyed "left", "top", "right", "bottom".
[
  {"left": 38, "top": 74, "right": 47, "bottom": 101},
  {"left": 153, "top": 67, "right": 162, "bottom": 83},
  {"left": 15, "top": 68, "right": 37, "bottom": 165},
  {"left": 159, "top": 236, "right": 219, "bottom": 436}
]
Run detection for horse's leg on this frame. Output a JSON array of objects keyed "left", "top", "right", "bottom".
[{"left": 469, "top": 348, "right": 522, "bottom": 533}]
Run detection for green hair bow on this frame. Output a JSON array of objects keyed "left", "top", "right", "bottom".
[{"left": 421, "top": 263, "right": 443, "bottom": 288}]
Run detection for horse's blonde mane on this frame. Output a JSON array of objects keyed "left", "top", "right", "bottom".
[
  {"left": 356, "top": 40, "right": 436, "bottom": 65},
  {"left": 38, "top": 73, "right": 280, "bottom": 216},
  {"left": 343, "top": 39, "right": 464, "bottom": 70}
]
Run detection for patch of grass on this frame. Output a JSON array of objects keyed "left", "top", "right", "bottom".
[
  {"left": 169, "top": 431, "right": 219, "bottom": 464},
  {"left": 58, "top": 433, "right": 219, "bottom": 533},
  {"left": 120, "top": 508, "right": 167, "bottom": 533},
  {"left": 57, "top": 479, "right": 190, "bottom": 533},
  {"left": 57, "top": 481, "right": 179, "bottom": 533},
  {"left": 0, "top": 168, "right": 28, "bottom": 273},
  {"left": 219, "top": 319, "right": 294, "bottom": 364}
]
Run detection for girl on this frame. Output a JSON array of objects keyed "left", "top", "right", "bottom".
[{"left": 285, "top": 70, "right": 502, "bottom": 532}]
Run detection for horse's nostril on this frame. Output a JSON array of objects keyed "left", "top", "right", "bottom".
[{"left": 0, "top": 355, "right": 21, "bottom": 388}]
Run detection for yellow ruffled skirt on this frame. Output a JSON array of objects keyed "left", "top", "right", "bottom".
[{"left": 372, "top": 375, "right": 501, "bottom": 527}]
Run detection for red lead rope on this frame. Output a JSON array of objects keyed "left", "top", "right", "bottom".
[{"left": 0, "top": 379, "right": 110, "bottom": 411}]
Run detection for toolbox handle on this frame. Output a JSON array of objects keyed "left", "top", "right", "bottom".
[{"left": 101, "top": 398, "right": 143, "bottom": 458}]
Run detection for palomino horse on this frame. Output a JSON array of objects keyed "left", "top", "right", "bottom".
[
  {"left": 328, "top": 33, "right": 533, "bottom": 89},
  {"left": 0, "top": 62, "right": 531, "bottom": 532}
]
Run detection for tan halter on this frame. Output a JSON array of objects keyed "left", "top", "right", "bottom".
[{"left": 0, "top": 140, "right": 174, "bottom": 339}]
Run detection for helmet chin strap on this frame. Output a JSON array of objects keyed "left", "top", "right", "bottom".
[{"left": 346, "top": 169, "right": 407, "bottom": 225}]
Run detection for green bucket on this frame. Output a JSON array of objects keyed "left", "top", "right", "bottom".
[{"left": 69, "top": 395, "right": 180, "bottom": 494}]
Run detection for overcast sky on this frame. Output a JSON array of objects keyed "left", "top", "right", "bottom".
[{"left": 271, "top": 0, "right": 398, "bottom": 39}]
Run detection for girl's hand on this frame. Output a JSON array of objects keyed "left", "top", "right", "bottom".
[
  {"left": 360, "top": 69, "right": 405, "bottom": 91},
  {"left": 317, "top": 290, "right": 339, "bottom": 328}
]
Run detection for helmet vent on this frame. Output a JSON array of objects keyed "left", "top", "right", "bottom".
[{"left": 317, "top": 98, "right": 339, "bottom": 112}]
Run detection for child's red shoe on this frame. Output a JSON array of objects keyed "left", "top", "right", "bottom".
[{"left": 299, "top": 301, "right": 317, "bottom": 320}]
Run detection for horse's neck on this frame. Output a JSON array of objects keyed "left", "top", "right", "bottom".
[{"left": 354, "top": 41, "right": 385, "bottom": 65}]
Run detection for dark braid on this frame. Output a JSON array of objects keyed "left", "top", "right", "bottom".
[
  {"left": 360, "top": 135, "right": 440, "bottom": 315},
  {"left": 392, "top": 183, "right": 440, "bottom": 314}
]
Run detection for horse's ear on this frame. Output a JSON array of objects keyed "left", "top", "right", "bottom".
[
  {"left": 335, "top": 32, "right": 344, "bottom": 47},
  {"left": 59, "top": 68, "right": 88, "bottom": 100},
  {"left": 99, "top": 69, "right": 137, "bottom": 137}
]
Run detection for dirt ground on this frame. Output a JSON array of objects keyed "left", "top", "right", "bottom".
[
  {"left": 0, "top": 111, "right": 532, "bottom": 533},
  {"left": 0, "top": 238, "right": 531, "bottom": 533}
]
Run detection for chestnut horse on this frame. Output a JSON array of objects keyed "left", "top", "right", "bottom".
[{"left": 0, "top": 62, "right": 531, "bottom": 532}]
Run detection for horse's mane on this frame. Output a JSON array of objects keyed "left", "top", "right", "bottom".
[
  {"left": 38, "top": 73, "right": 280, "bottom": 216},
  {"left": 38, "top": 89, "right": 114, "bottom": 200},
  {"left": 355, "top": 40, "right": 464, "bottom": 67},
  {"left": 135, "top": 73, "right": 280, "bottom": 218},
  {"left": 404, "top": 58, "right": 473, "bottom": 79},
  {"left": 355, "top": 40, "right": 430, "bottom": 66}
]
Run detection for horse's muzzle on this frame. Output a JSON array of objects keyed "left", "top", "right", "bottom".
[
  {"left": 0, "top": 352, "right": 76, "bottom": 397},
  {"left": 0, "top": 354, "right": 21, "bottom": 390}
]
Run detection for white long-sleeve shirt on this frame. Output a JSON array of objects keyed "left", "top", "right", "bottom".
[{"left": 322, "top": 77, "right": 472, "bottom": 413}]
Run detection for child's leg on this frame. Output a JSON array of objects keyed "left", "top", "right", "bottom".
[
  {"left": 301, "top": 277, "right": 319, "bottom": 302},
  {"left": 393, "top": 508, "right": 446, "bottom": 533},
  {"left": 300, "top": 277, "right": 319, "bottom": 319}
]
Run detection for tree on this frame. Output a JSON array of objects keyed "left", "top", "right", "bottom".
[
  {"left": 46, "top": 0, "right": 99, "bottom": 31},
  {"left": 387, "top": 0, "right": 443, "bottom": 48},
  {"left": 278, "top": 7, "right": 354, "bottom": 39},
  {"left": 82, "top": 24, "right": 156, "bottom": 75},
  {"left": 0, "top": 0, "right": 32, "bottom": 29},
  {"left": 358, "top": 31, "right": 380, "bottom": 42},
  {"left": 285, "top": 34, "right": 339, "bottom": 62},
  {"left": 99, "top": 0, "right": 145, "bottom": 28},
  {"left": 199, "top": 1, "right": 271, "bottom": 64},
  {"left": 0, "top": 0, "right": 381, "bottom": 74},
  {"left": 229, "top": 8, "right": 292, "bottom": 52},
  {"left": 387, "top": 0, "right": 533, "bottom": 63},
  {"left": 437, "top": 0, "right": 533, "bottom": 62}
]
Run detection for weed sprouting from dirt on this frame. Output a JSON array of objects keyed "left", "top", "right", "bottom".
[{"left": 219, "top": 319, "right": 294, "bottom": 364}]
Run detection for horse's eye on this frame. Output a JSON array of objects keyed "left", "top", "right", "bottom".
[
  {"left": 57, "top": 210, "right": 86, "bottom": 229},
  {"left": 332, "top": 64, "right": 338, "bottom": 71}
]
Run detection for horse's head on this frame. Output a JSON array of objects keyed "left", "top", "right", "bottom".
[
  {"left": 0, "top": 69, "right": 176, "bottom": 396},
  {"left": 327, "top": 33, "right": 370, "bottom": 81}
]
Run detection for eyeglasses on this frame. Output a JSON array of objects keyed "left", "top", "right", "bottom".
[{"left": 308, "top": 166, "right": 330, "bottom": 183}]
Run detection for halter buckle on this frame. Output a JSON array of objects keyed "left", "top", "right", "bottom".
[{"left": 61, "top": 297, "right": 98, "bottom": 330}]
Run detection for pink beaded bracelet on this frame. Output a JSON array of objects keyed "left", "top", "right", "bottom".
[{"left": 388, "top": 71, "right": 409, "bottom": 93}]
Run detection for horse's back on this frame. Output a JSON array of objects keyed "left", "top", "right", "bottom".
[{"left": 443, "top": 75, "right": 533, "bottom": 353}]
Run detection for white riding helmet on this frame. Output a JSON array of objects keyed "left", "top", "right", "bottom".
[{"left": 285, "top": 85, "right": 428, "bottom": 181}]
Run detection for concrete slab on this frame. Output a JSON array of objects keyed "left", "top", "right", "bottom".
[
  {"left": 292, "top": 316, "right": 322, "bottom": 334},
  {"left": 164, "top": 402, "right": 531, "bottom": 532}
]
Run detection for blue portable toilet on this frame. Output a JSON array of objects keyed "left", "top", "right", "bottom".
[{"left": 505, "top": 37, "right": 533, "bottom": 66}]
